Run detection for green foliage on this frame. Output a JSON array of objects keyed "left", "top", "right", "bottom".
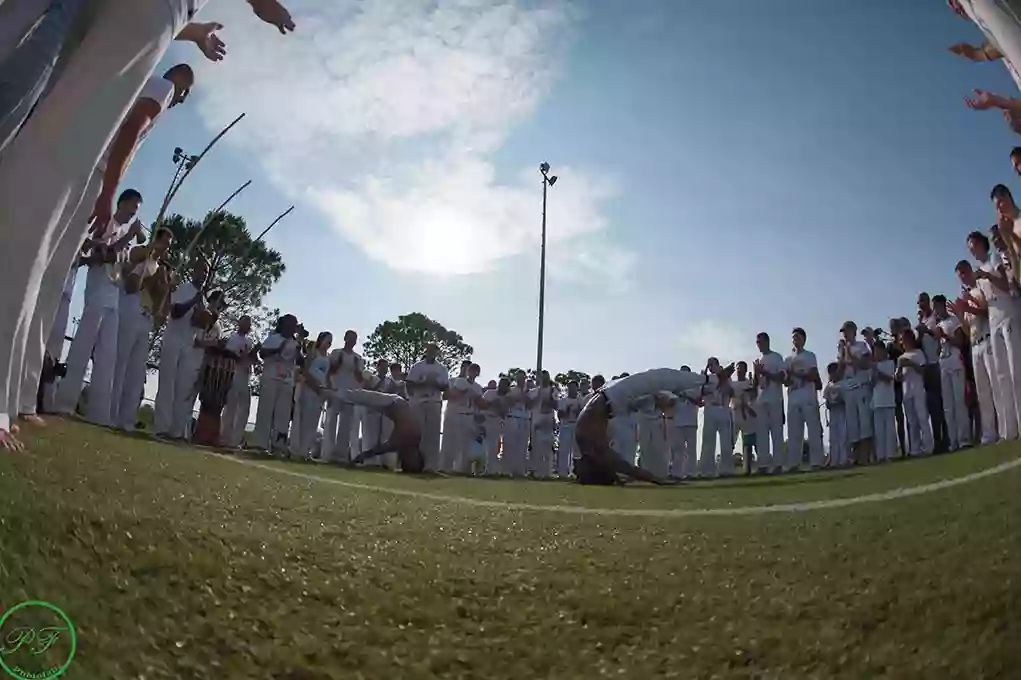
[
  {"left": 553, "top": 370, "right": 590, "bottom": 387},
  {"left": 363, "top": 313, "right": 473, "bottom": 374}
]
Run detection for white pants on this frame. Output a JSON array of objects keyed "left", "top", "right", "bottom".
[
  {"left": 0, "top": 0, "right": 175, "bottom": 433},
  {"left": 637, "top": 414, "right": 668, "bottom": 478},
  {"left": 363, "top": 408, "right": 395, "bottom": 468},
  {"left": 843, "top": 388, "right": 873, "bottom": 444},
  {"left": 989, "top": 317, "right": 1021, "bottom": 440},
  {"left": 439, "top": 408, "right": 469, "bottom": 472},
  {"left": 827, "top": 407, "right": 848, "bottom": 466},
  {"left": 968, "top": 0, "right": 1021, "bottom": 90},
  {"left": 873, "top": 407, "right": 896, "bottom": 462},
  {"left": 294, "top": 389, "right": 324, "bottom": 459},
  {"left": 110, "top": 295, "right": 151, "bottom": 431},
  {"left": 219, "top": 369, "right": 251, "bottom": 448},
  {"left": 484, "top": 415, "right": 503, "bottom": 475},
  {"left": 410, "top": 400, "right": 442, "bottom": 471},
  {"left": 669, "top": 423, "right": 698, "bottom": 478},
  {"left": 972, "top": 338, "right": 999, "bottom": 445},
  {"left": 322, "top": 400, "right": 355, "bottom": 462},
  {"left": 940, "top": 363, "right": 969, "bottom": 451},
  {"left": 609, "top": 415, "right": 636, "bottom": 463},
  {"left": 555, "top": 421, "right": 576, "bottom": 476},
  {"left": 55, "top": 297, "right": 117, "bottom": 424},
  {"left": 787, "top": 399, "right": 824, "bottom": 469},
  {"left": 46, "top": 282, "right": 73, "bottom": 359},
  {"left": 530, "top": 424, "right": 554, "bottom": 479},
  {"left": 254, "top": 376, "right": 292, "bottom": 451},
  {"left": 501, "top": 414, "right": 529, "bottom": 477},
  {"left": 701, "top": 406, "right": 732, "bottom": 475},
  {"left": 154, "top": 331, "right": 194, "bottom": 438},
  {"left": 904, "top": 392, "right": 934, "bottom": 457},
  {"left": 755, "top": 400, "right": 784, "bottom": 470}
]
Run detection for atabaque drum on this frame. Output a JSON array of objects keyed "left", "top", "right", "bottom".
[{"left": 193, "top": 347, "right": 236, "bottom": 447}]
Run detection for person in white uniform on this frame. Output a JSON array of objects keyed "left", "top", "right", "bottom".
[
  {"left": 968, "top": 222, "right": 1021, "bottom": 440},
  {"left": 729, "top": 361, "right": 756, "bottom": 471},
  {"left": 871, "top": 344, "right": 897, "bottom": 463},
  {"left": 53, "top": 189, "right": 146, "bottom": 424},
  {"left": 153, "top": 260, "right": 206, "bottom": 439},
  {"left": 294, "top": 331, "right": 331, "bottom": 460},
  {"left": 110, "top": 227, "right": 173, "bottom": 431},
  {"left": 824, "top": 362, "right": 849, "bottom": 467},
  {"left": 785, "top": 327, "right": 824, "bottom": 470},
  {"left": 699, "top": 357, "right": 733, "bottom": 477},
  {"left": 932, "top": 295, "right": 971, "bottom": 452},
  {"left": 753, "top": 332, "right": 786, "bottom": 473},
  {"left": 405, "top": 343, "right": 449, "bottom": 472},
  {"left": 635, "top": 391, "right": 669, "bottom": 479},
  {"left": 897, "top": 330, "right": 934, "bottom": 457},
  {"left": 360, "top": 359, "right": 392, "bottom": 467},
  {"left": 253, "top": 314, "right": 299, "bottom": 452},
  {"left": 0, "top": 0, "right": 295, "bottom": 451},
  {"left": 219, "top": 315, "right": 256, "bottom": 448},
  {"left": 608, "top": 372, "right": 638, "bottom": 464},
  {"left": 529, "top": 370, "right": 556, "bottom": 479},
  {"left": 837, "top": 321, "right": 874, "bottom": 465},
  {"left": 182, "top": 292, "right": 224, "bottom": 440},
  {"left": 954, "top": 259, "right": 999, "bottom": 445},
  {"left": 321, "top": 330, "right": 364, "bottom": 463},
  {"left": 573, "top": 367, "right": 718, "bottom": 485},
  {"left": 554, "top": 380, "right": 582, "bottom": 477},
  {"left": 480, "top": 377, "right": 509, "bottom": 476},
  {"left": 501, "top": 371, "right": 532, "bottom": 478},
  {"left": 439, "top": 360, "right": 472, "bottom": 472},
  {"left": 666, "top": 366, "right": 701, "bottom": 480}
]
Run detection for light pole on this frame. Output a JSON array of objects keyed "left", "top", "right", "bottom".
[
  {"left": 536, "top": 162, "right": 557, "bottom": 376},
  {"left": 156, "top": 146, "right": 199, "bottom": 228}
]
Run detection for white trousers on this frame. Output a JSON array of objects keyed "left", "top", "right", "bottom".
[
  {"left": 154, "top": 331, "right": 192, "bottom": 438},
  {"left": 989, "top": 317, "right": 1021, "bottom": 440},
  {"left": 904, "top": 392, "right": 934, "bottom": 457},
  {"left": 220, "top": 369, "right": 251, "bottom": 448},
  {"left": 363, "top": 408, "right": 395, "bottom": 468},
  {"left": 873, "top": 407, "right": 896, "bottom": 461},
  {"left": 827, "top": 407, "right": 848, "bottom": 466},
  {"left": 501, "top": 415, "right": 529, "bottom": 477},
  {"left": 637, "top": 414, "right": 668, "bottom": 478},
  {"left": 940, "top": 364, "right": 970, "bottom": 451},
  {"left": 843, "top": 387, "right": 873, "bottom": 444},
  {"left": 555, "top": 421, "right": 576, "bottom": 476},
  {"left": 178, "top": 347, "right": 205, "bottom": 441},
  {"left": 110, "top": 295, "right": 151, "bottom": 431},
  {"left": 969, "top": 0, "right": 1021, "bottom": 90},
  {"left": 755, "top": 400, "right": 784, "bottom": 470},
  {"left": 530, "top": 424, "right": 554, "bottom": 479},
  {"left": 701, "top": 406, "right": 732, "bottom": 476},
  {"left": 972, "top": 338, "right": 999, "bottom": 445},
  {"left": 410, "top": 400, "right": 442, "bottom": 471},
  {"left": 54, "top": 297, "right": 117, "bottom": 424},
  {"left": 0, "top": 0, "right": 175, "bottom": 433},
  {"left": 254, "top": 376, "right": 292, "bottom": 451},
  {"left": 669, "top": 423, "right": 698, "bottom": 478},
  {"left": 294, "top": 389, "right": 324, "bottom": 459},
  {"left": 46, "top": 285, "right": 73, "bottom": 359},
  {"left": 484, "top": 415, "right": 503, "bottom": 475},
  {"left": 609, "top": 415, "right": 636, "bottom": 463},
  {"left": 787, "top": 399, "right": 824, "bottom": 469},
  {"left": 322, "top": 400, "right": 356, "bottom": 462},
  {"left": 439, "top": 407, "right": 469, "bottom": 472}
]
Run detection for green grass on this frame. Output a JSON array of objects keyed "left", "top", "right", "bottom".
[{"left": 2, "top": 420, "right": 1020, "bottom": 679}]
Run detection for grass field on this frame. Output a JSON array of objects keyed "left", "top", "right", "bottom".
[{"left": 2, "top": 419, "right": 1020, "bottom": 679}]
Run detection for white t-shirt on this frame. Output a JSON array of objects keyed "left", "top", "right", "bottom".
[
  {"left": 224, "top": 332, "right": 256, "bottom": 377},
  {"left": 305, "top": 352, "right": 332, "bottom": 388},
  {"left": 842, "top": 340, "right": 872, "bottom": 387},
  {"left": 920, "top": 314, "right": 940, "bottom": 365},
  {"left": 406, "top": 360, "right": 449, "bottom": 402},
  {"left": 702, "top": 373, "right": 729, "bottom": 408},
  {"left": 328, "top": 349, "right": 365, "bottom": 390},
  {"left": 507, "top": 386, "right": 530, "bottom": 418},
  {"left": 165, "top": 281, "right": 199, "bottom": 340},
  {"left": 937, "top": 315, "right": 965, "bottom": 369},
  {"left": 481, "top": 389, "right": 505, "bottom": 418},
  {"left": 529, "top": 386, "right": 556, "bottom": 415},
  {"left": 871, "top": 359, "right": 896, "bottom": 409},
  {"left": 755, "top": 351, "right": 785, "bottom": 404},
  {"left": 785, "top": 350, "right": 819, "bottom": 405},
  {"left": 823, "top": 382, "right": 844, "bottom": 409},
  {"left": 262, "top": 333, "right": 298, "bottom": 384},
  {"left": 556, "top": 396, "right": 583, "bottom": 424},
  {"left": 671, "top": 385, "right": 701, "bottom": 427},
  {"left": 450, "top": 378, "right": 484, "bottom": 415},
  {"left": 898, "top": 349, "right": 926, "bottom": 399},
  {"left": 977, "top": 258, "right": 1016, "bottom": 327}
]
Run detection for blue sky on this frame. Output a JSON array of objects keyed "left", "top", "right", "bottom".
[{"left": 66, "top": 0, "right": 1021, "bottom": 383}]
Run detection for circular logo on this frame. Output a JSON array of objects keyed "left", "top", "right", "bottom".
[{"left": 0, "top": 602, "right": 76, "bottom": 680}]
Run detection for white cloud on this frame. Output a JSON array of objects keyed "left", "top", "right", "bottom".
[
  {"left": 192, "top": 0, "right": 627, "bottom": 277},
  {"left": 676, "top": 318, "right": 754, "bottom": 368}
]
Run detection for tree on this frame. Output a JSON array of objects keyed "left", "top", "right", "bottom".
[
  {"left": 554, "top": 369, "right": 590, "bottom": 387},
  {"left": 500, "top": 367, "right": 536, "bottom": 382},
  {"left": 148, "top": 211, "right": 285, "bottom": 373},
  {"left": 363, "top": 313, "right": 473, "bottom": 374}
]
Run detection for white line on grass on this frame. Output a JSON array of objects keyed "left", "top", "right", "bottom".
[{"left": 216, "top": 453, "right": 1021, "bottom": 518}]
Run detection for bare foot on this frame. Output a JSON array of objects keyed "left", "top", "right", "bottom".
[
  {"left": 18, "top": 414, "right": 46, "bottom": 427},
  {"left": 10, "top": 423, "right": 19, "bottom": 435},
  {"left": 0, "top": 429, "right": 24, "bottom": 451}
]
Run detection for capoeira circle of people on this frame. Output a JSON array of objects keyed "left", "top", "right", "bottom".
[{"left": 6, "top": 0, "right": 1021, "bottom": 488}]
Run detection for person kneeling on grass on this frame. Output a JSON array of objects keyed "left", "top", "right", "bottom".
[
  {"left": 573, "top": 367, "right": 732, "bottom": 485},
  {"left": 332, "top": 388, "right": 424, "bottom": 473}
]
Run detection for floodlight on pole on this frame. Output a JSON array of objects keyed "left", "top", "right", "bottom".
[{"left": 536, "top": 162, "right": 557, "bottom": 376}]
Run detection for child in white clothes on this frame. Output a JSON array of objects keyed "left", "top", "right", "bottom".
[
  {"left": 933, "top": 295, "right": 970, "bottom": 452},
  {"left": 897, "top": 330, "right": 934, "bottom": 457},
  {"left": 823, "top": 362, "right": 849, "bottom": 468},
  {"left": 871, "top": 344, "right": 897, "bottom": 462}
]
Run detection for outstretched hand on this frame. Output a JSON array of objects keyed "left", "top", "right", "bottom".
[
  {"left": 192, "top": 22, "right": 227, "bottom": 62},
  {"left": 1005, "top": 109, "right": 1021, "bottom": 136},
  {"left": 964, "top": 89, "right": 1000, "bottom": 110},
  {"left": 249, "top": 0, "right": 295, "bottom": 34}
]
